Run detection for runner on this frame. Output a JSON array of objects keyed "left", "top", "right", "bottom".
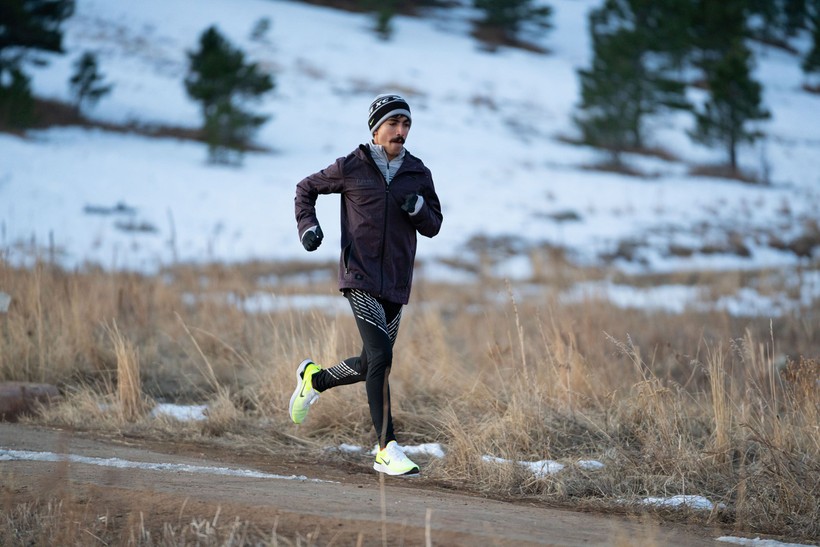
[{"left": 290, "top": 93, "right": 443, "bottom": 476}]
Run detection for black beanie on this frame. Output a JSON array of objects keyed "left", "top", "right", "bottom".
[{"left": 368, "top": 94, "right": 411, "bottom": 133}]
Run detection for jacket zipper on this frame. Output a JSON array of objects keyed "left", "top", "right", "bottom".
[
  {"left": 378, "top": 160, "right": 391, "bottom": 298},
  {"left": 361, "top": 146, "right": 417, "bottom": 299}
]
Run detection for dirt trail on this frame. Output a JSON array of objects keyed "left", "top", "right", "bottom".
[{"left": 1, "top": 423, "right": 724, "bottom": 546}]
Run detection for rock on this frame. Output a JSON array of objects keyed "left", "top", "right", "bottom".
[{"left": 0, "top": 382, "right": 61, "bottom": 421}]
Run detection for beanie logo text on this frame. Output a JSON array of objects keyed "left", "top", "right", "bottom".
[{"left": 368, "top": 94, "right": 411, "bottom": 131}]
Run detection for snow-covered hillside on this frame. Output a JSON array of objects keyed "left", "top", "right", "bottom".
[{"left": 1, "top": 0, "right": 819, "bottom": 280}]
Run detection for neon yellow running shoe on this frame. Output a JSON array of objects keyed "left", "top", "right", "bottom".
[
  {"left": 288, "top": 359, "right": 321, "bottom": 424},
  {"left": 373, "top": 441, "right": 419, "bottom": 476}
]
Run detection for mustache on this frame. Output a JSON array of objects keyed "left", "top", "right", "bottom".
[{"left": 390, "top": 136, "right": 406, "bottom": 144}]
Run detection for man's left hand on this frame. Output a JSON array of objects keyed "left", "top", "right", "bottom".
[{"left": 401, "top": 193, "right": 423, "bottom": 215}]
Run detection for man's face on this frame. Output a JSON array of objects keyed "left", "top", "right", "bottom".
[{"left": 373, "top": 115, "right": 411, "bottom": 159}]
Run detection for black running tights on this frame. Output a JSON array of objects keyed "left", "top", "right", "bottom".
[{"left": 311, "top": 289, "right": 403, "bottom": 448}]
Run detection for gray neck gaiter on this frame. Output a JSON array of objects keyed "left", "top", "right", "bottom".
[{"left": 367, "top": 142, "right": 405, "bottom": 185}]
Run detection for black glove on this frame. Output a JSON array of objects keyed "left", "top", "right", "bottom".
[
  {"left": 401, "top": 193, "right": 419, "bottom": 214},
  {"left": 301, "top": 225, "right": 323, "bottom": 252}
]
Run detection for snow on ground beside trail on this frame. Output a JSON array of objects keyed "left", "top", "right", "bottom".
[
  {"left": 718, "top": 537, "right": 818, "bottom": 547},
  {"left": 0, "top": 447, "right": 333, "bottom": 482},
  {"left": 151, "top": 402, "right": 209, "bottom": 421},
  {"left": 637, "top": 495, "right": 724, "bottom": 512}
]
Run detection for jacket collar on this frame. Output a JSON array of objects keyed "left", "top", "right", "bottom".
[
  {"left": 367, "top": 142, "right": 405, "bottom": 164},
  {"left": 356, "top": 144, "right": 422, "bottom": 174}
]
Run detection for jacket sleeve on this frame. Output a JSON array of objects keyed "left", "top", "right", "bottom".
[
  {"left": 294, "top": 157, "right": 345, "bottom": 240},
  {"left": 410, "top": 167, "right": 443, "bottom": 238}
]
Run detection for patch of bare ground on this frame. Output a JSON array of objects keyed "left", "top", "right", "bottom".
[
  {"left": 471, "top": 24, "right": 550, "bottom": 54},
  {"left": 281, "top": 0, "right": 456, "bottom": 17},
  {"left": 0, "top": 98, "right": 270, "bottom": 153},
  {"left": 689, "top": 163, "right": 763, "bottom": 184},
  {"left": 556, "top": 136, "right": 683, "bottom": 177},
  {"left": 802, "top": 83, "right": 820, "bottom": 94}
]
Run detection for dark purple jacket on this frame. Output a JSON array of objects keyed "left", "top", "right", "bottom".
[{"left": 295, "top": 145, "right": 443, "bottom": 304}]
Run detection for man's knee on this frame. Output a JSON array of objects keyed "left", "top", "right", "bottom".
[{"left": 366, "top": 346, "right": 392, "bottom": 373}]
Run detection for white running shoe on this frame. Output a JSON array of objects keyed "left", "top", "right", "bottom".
[{"left": 373, "top": 441, "right": 420, "bottom": 476}]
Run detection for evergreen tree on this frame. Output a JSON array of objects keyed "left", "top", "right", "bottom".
[
  {"left": 0, "top": 67, "right": 34, "bottom": 127},
  {"left": 690, "top": 41, "right": 770, "bottom": 171},
  {"left": 573, "top": 0, "right": 689, "bottom": 160},
  {"left": 803, "top": 0, "right": 820, "bottom": 83},
  {"left": 185, "top": 26, "right": 274, "bottom": 164},
  {"left": 575, "top": 29, "right": 648, "bottom": 157},
  {"left": 784, "top": 0, "right": 808, "bottom": 35},
  {"left": 358, "top": 0, "right": 397, "bottom": 40},
  {"left": 747, "top": 0, "right": 806, "bottom": 46},
  {"left": 0, "top": 0, "right": 75, "bottom": 127},
  {"left": 0, "top": 0, "right": 74, "bottom": 53},
  {"left": 690, "top": 0, "right": 747, "bottom": 73},
  {"left": 633, "top": 0, "right": 696, "bottom": 71},
  {"left": 69, "top": 51, "right": 112, "bottom": 115},
  {"left": 374, "top": 3, "right": 395, "bottom": 40},
  {"left": 250, "top": 17, "right": 272, "bottom": 43},
  {"left": 688, "top": 0, "right": 770, "bottom": 172},
  {"left": 602, "top": 0, "right": 695, "bottom": 67},
  {"left": 473, "top": 0, "right": 552, "bottom": 43}
]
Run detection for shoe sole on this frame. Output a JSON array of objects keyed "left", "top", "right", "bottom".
[
  {"left": 373, "top": 462, "right": 420, "bottom": 476},
  {"left": 288, "top": 358, "right": 314, "bottom": 423}
]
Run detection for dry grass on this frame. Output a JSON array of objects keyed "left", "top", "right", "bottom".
[
  {"left": 0, "top": 486, "right": 314, "bottom": 546},
  {"left": 1, "top": 255, "right": 818, "bottom": 542},
  {"left": 107, "top": 320, "right": 147, "bottom": 422}
]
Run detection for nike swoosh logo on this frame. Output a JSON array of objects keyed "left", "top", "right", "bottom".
[{"left": 382, "top": 458, "right": 391, "bottom": 465}]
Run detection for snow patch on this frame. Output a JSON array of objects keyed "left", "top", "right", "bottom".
[
  {"left": 717, "top": 536, "right": 817, "bottom": 547},
  {"left": 0, "top": 447, "right": 334, "bottom": 483}
]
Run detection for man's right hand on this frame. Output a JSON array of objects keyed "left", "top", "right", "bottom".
[{"left": 301, "top": 225, "right": 324, "bottom": 252}]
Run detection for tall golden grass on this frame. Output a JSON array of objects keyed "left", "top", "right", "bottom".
[
  {"left": 1, "top": 257, "right": 817, "bottom": 541},
  {"left": 0, "top": 481, "right": 313, "bottom": 546}
]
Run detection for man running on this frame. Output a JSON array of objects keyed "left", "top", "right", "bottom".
[{"left": 290, "top": 93, "right": 443, "bottom": 476}]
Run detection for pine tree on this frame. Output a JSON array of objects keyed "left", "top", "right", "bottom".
[
  {"left": 358, "top": 0, "right": 397, "bottom": 40},
  {"left": 803, "top": 0, "right": 820, "bottom": 85},
  {"left": 747, "top": 0, "right": 806, "bottom": 47},
  {"left": 0, "top": 0, "right": 75, "bottom": 127},
  {"left": 784, "top": 0, "right": 808, "bottom": 35},
  {"left": 630, "top": 0, "right": 696, "bottom": 71},
  {"left": 0, "top": 67, "right": 34, "bottom": 127},
  {"left": 0, "top": 0, "right": 74, "bottom": 53},
  {"left": 573, "top": 0, "right": 689, "bottom": 161},
  {"left": 690, "top": 41, "right": 770, "bottom": 171},
  {"left": 575, "top": 29, "right": 648, "bottom": 157},
  {"left": 250, "top": 17, "right": 272, "bottom": 43},
  {"left": 473, "top": 0, "right": 552, "bottom": 43},
  {"left": 185, "top": 26, "right": 274, "bottom": 164},
  {"left": 690, "top": 0, "right": 747, "bottom": 74},
  {"left": 374, "top": 4, "right": 396, "bottom": 41},
  {"left": 69, "top": 51, "right": 112, "bottom": 115},
  {"left": 688, "top": 0, "right": 770, "bottom": 173}
]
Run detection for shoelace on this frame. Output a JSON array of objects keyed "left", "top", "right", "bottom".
[{"left": 384, "top": 443, "right": 411, "bottom": 465}]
